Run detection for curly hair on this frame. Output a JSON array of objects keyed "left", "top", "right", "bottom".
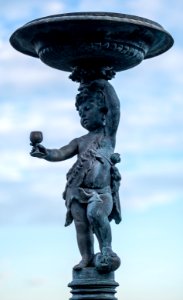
[{"left": 75, "top": 81, "right": 108, "bottom": 114}]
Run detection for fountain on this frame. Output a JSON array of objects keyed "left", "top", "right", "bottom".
[{"left": 10, "top": 12, "right": 173, "bottom": 299}]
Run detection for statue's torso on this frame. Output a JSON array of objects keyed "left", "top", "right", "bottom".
[{"left": 76, "top": 132, "right": 113, "bottom": 189}]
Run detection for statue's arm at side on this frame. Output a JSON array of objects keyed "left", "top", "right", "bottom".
[{"left": 30, "top": 138, "right": 78, "bottom": 162}]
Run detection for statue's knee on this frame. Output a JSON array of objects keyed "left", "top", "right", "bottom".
[{"left": 87, "top": 206, "right": 102, "bottom": 225}]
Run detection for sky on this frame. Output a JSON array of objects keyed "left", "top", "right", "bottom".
[{"left": 0, "top": 0, "right": 183, "bottom": 299}]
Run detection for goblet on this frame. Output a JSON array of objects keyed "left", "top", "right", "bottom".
[
  {"left": 30, "top": 131, "right": 43, "bottom": 155},
  {"left": 30, "top": 131, "right": 43, "bottom": 146}
]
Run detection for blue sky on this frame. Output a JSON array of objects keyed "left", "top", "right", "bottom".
[{"left": 0, "top": 1, "right": 183, "bottom": 299}]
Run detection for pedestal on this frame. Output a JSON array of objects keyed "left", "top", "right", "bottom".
[{"left": 68, "top": 267, "right": 119, "bottom": 300}]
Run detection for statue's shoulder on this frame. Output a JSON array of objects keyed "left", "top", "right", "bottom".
[
  {"left": 76, "top": 133, "right": 91, "bottom": 153},
  {"left": 77, "top": 133, "right": 89, "bottom": 143}
]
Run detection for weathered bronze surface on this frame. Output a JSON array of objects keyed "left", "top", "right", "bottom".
[
  {"left": 10, "top": 12, "right": 173, "bottom": 299},
  {"left": 10, "top": 12, "right": 173, "bottom": 73},
  {"left": 30, "top": 79, "right": 122, "bottom": 274},
  {"left": 69, "top": 267, "right": 119, "bottom": 299}
]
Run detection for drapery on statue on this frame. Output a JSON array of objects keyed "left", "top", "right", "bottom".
[{"left": 30, "top": 79, "right": 122, "bottom": 273}]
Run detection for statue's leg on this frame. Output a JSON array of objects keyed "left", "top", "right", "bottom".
[
  {"left": 71, "top": 200, "right": 94, "bottom": 269},
  {"left": 87, "top": 193, "right": 114, "bottom": 255}
]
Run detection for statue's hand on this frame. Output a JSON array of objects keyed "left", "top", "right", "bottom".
[{"left": 30, "top": 144, "right": 48, "bottom": 159}]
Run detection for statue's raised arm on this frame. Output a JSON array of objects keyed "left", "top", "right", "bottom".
[{"left": 101, "top": 80, "right": 120, "bottom": 146}]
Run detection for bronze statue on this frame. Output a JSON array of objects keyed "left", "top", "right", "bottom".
[
  {"left": 10, "top": 12, "right": 173, "bottom": 298},
  {"left": 30, "top": 79, "right": 121, "bottom": 272}
]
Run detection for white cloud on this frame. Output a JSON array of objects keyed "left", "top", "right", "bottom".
[
  {"left": 41, "top": 1, "right": 65, "bottom": 15},
  {"left": 78, "top": 0, "right": 119, "bottom": 11},
  {"left": 125, "top": 192, "right": 174, "bottom": 211},
  {"left": 121, "top": 157, "right": 183, "bottom": 211},
  {"left": 127, "top": 0, "right": 163, "bottom": 19},
  {"left": 142, "top": 48, "right": 183, "bottom": 86},
  {"left": 0, "top": 151, "right": 30, "bottom": 182},
  {"left": 0, "top": 1, "right": 65, "bottom": 22},
  {"left": 0, "top": 259, "right": 14, "bottom": 284},
  {"left": 0, "top": 2, "right": 33, "bottom": 21},
  {"left": 26, "top": 276, "right": 48, "bottom": 287},
  {"left": 0, "top": 42, "right": 70, "bottom": 90}
]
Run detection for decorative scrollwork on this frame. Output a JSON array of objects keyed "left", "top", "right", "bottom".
[
  {"left": 88, "top": 40, "right": 147, "bottom": 59},
  {"left": 69, "top": 66, "right": 116, "bottom": 82}
]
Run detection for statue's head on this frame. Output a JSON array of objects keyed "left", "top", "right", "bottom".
[{"left": 75, "top": 81, "right": 108, "bottom": 131}]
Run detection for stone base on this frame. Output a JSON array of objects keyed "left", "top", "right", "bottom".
[{"left": 68, "top": 267, "right": 119, "bottom": 300}]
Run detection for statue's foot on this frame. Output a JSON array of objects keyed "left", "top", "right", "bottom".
[
  {"left": 73, "top": 257, "right": 93, "bottom": 270},
  {"left": 93, "top": 247, "right": 121, "bottom": 273},
  {"left": 101, "top": 246, "right": 116, "bottom": 257}
]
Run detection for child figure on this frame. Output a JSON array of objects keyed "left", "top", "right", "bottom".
[{"left": 30, "top": 79, "right": 121, "bottom": 271}]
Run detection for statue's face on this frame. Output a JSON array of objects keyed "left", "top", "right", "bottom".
[{"left": 78, "top": 99, "right": 105, "bottom": 131}]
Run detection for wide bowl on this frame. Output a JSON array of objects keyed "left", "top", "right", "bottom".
[{"left": 10, "top": 12, "right": 174, "bottom": 73}]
